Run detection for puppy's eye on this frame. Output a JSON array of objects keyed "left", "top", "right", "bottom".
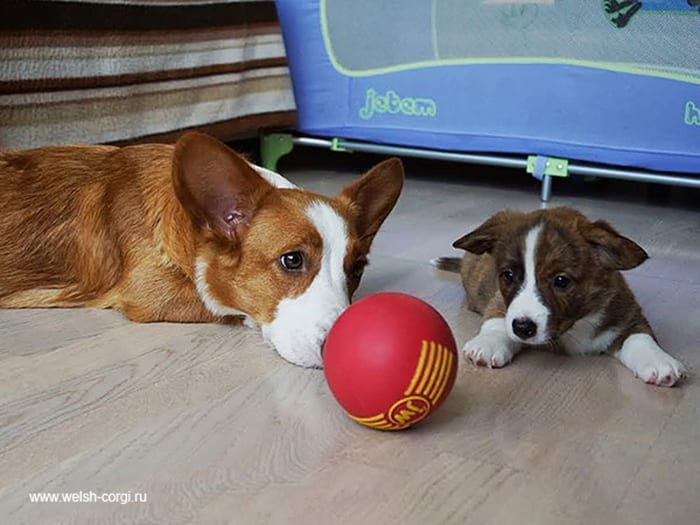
[
  {"left": 279, "top": 251, "right": 305, "bottom": 272},
  {"left": 351, "top": 259, "right": 368, "bottom": 279},
  {"left": 553, "top": 274, "right": 571, "bottom": 289},
  {"left": 501, "top": 269, "right": 515, "bottom": 285}
]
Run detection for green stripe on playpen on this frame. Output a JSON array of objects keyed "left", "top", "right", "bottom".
[{"left": 319, "top": 0, "right": 700, "bottom": 85}]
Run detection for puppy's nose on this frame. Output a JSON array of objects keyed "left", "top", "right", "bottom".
[{"left": 512, "top": 318, "right": 537, "bottom": 340}]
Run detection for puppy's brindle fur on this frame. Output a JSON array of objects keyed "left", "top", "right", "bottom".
[{"left": 437, "top": 207, "right": 686, "bottom": 387}]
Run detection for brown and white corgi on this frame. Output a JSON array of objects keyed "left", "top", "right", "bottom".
[
  {"left": 434, "top": 207, "right": 686, "bottom": 387},
  {"left": 0, "top": 132, "right": 404, "bottom": 368}
]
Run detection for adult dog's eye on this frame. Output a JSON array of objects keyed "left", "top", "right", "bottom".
[
  {"left": 553, "top": 274, "right": 571, "bottom": 289},
  {"left": 501, "top": 269, "right": 515, "bottom": 285},
  {"left": 280, "top": 251, "right": 305, "bottom": 272},
  {"left": 351, "top": 259, "right": 368, "bottom": 279}
]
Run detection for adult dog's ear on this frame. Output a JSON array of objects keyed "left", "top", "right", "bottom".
[
  {"left": 337, "top": 157, "right": 404, "bottom": 242},
  {"left": 580, "top": 219, "right": 648, "bottom": 270},
  {"left": 453, "top": 211, "right": 522, "bottom": 254},
  {"left": 172, "top": 132, "right": 273, "bottom": 241}
]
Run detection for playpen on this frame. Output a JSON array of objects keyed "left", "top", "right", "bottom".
[{"left": 267, "top": 0, "right": 700, "bottom": 200}]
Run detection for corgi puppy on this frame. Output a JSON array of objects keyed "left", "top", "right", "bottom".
[
  {"left": 434, "top": 207, "right": 686, "bottom": 386},
  {"left": 0, "top": 132, "right": 404, "bottom": 368}
]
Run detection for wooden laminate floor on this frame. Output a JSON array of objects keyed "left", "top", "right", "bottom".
[{"left": 1, "top": 156, "right": 698, "bottom": 524}]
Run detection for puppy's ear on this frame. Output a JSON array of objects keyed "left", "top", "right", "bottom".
[
  {"left": 172, "top": 132, "right": 273, "bottom": 241},
  {"left": 580, "top": 220, "right": 648, "bottom": 270},
  {"left": 453, "top": 211, "right": 521, "bottom": 254},
  {"left": 337, "top": 158, "right": 404, "bottom": 241}
]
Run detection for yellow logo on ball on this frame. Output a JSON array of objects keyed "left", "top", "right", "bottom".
[
  {"left": 388, "top": 395, "right": 431, "bottom": 427},
  {"left": 349, "top": 340, "right": 454, "bottom": 430}
]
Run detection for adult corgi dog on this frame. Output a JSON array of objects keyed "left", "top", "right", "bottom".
[{"left": 0, "top": 132, "right": 404, "bottom": 368}]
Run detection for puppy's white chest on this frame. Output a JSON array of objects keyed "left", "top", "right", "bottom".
[{"left": 559, "top": 311, "right": 619, "bottom": 356}]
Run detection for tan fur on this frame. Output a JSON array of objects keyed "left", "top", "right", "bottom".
[
  {"left": 0, "top": 133, "right": 404, "bottom": 326},
  {"left": 0, "top": 143, "right": 204, "bottom": 321}
]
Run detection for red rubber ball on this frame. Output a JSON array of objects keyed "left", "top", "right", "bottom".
[{"left": 323, "top": 292, "right": 457, "bottom": 430}]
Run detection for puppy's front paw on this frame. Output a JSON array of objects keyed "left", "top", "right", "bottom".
[
  {"left": 616, "top": 334, "right": 687, "bottom": 387},
  {"left": 463, "top": 334, "right": 513, "bottom": 369},
  {"left": 634, "top": 353, "right": 686, "bottom": 387}
]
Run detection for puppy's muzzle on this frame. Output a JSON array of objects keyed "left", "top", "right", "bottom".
[{"left": 512, "top": 318, "right": 538, "bottom": 341}]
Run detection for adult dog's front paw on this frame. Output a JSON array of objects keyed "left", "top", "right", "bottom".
[
  {"left": 463, "top": 333, "right": 513, "bottom": 369},
  {"left": 615, "top": 333, "right": 687, "bottom": 387}
]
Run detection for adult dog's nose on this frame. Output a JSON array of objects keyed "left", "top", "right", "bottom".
[{"left": 512, "top": 318, "right": 537, "bottom": 340}]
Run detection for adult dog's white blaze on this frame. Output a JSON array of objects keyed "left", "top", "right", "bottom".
[
  {"left": 262, "top": 201, "right": 349, "bottom": 368},
  {"left": 506, "top": 225, "right": 550, "bottom": 344}
]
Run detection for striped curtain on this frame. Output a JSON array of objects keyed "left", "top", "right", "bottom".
[{"left": 0, "top": 0, "right": 297, "bottom": 148}]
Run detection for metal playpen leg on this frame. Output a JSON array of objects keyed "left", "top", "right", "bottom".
[{"left": 540, "top": 174, "right": 552, "bottom": 202}]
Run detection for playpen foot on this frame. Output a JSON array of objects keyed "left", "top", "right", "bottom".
[
  {"left": 260, "top": 133, "right": 294, "bottom": 171},
  {"left": 540, "top": 174, "right": 553, "bottom": 202}
]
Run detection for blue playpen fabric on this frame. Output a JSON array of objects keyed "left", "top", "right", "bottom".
[{"left": 276, "top": 0, "right": 700, "bottom": 173}]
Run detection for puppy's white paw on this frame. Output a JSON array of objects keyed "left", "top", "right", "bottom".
[
  {"left": 616, "top": 333, "right": 686, "bottom": 387},
  {"left": 463, "top": 334, "right": 513, "bottom": 368},
  {"left": 634, "top": 354, "right": 686, "bottom": 387},
  {"left": 463, "top": 319, "right": 516, "bottom": 368}
]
